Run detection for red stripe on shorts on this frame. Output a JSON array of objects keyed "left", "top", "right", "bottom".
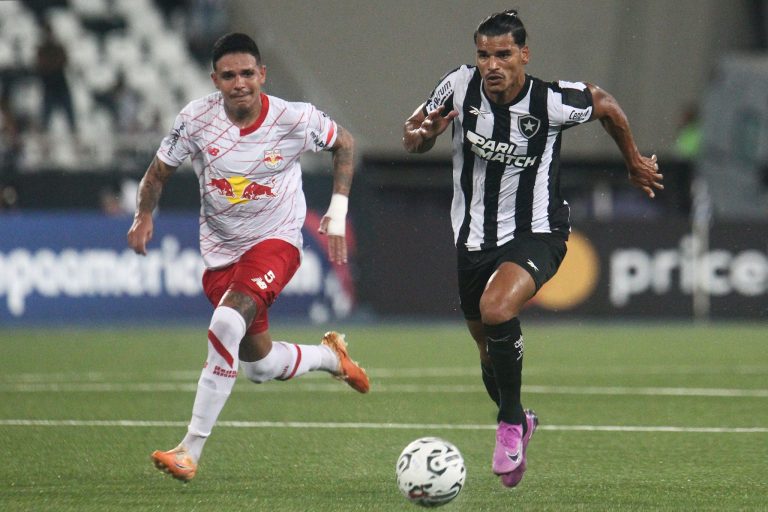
[{"left": 208, "top": 330, "right": 234, "bottom": 368}]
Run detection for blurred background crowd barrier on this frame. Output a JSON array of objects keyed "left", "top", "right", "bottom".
[{"left": 0, "top": 0, "right": 766, "bottom": 323}]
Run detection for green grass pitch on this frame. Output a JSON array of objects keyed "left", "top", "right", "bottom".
[{"left": 1, "top": 322, "right": 766, "bottom": 511}]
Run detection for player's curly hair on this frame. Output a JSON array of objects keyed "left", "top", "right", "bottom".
[
  {"left": 211, "top": 33, "right": 262, "bottom": 70},
  {"left": 474, "top": 9, "right": 527, "bottom": 46}
]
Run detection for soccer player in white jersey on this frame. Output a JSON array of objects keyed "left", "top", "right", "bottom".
[
  {"left": 403, "top": 10, "right": 663, "bottom": 487},
  {"left": 127, "top": 33, "right": 369, "bottom": 482}
]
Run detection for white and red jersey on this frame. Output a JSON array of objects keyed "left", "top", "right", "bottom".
[{"left": 157, "top": 92, "right": 338, "bottom": 269}]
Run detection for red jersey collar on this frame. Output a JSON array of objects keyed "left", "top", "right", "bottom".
[{"left": 239, "top": 93, "right": 269, "bottom": 136}]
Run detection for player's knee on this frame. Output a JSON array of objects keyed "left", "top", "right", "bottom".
[
  {"left": 479, "top": 292, "right": 525, "bottom": 324},
  {"left": 240, "top": 358, "right": 277, "bottom": 384},
  {"left": 479, "top": 300, "right": 512, "bottom": 325}
]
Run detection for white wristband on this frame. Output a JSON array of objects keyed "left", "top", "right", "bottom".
[{"left": 324, "top": 193, "right": 348, "bottom": 236}]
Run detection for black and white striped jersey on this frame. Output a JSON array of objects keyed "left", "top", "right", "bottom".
[{"left": 423, "top": 65, "right": 594, "bottom": 251}]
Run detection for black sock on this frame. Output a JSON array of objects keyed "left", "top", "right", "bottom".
[
  {"left": 485, "top": 318, "right": 525, "bottom": 426},
  {"left": 480, "top": 363, "right": 500, "bottom": 406}
]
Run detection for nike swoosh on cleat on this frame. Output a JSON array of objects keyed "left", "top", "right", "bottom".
[{"left": 505, "top": 449, "right": 521, "bottom": 463}]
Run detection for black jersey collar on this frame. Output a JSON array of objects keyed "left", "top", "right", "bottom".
[{"left": 480, "top": 73, "right": 532, "bottom": 109}]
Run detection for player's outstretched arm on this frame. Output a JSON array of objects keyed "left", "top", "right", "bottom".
[
  {"left": 319, "top": 125, "right": 355, "bottom": 264},
  {"left": 588, "top": 84, "right": 664, "bottom": 199},
  {"left": 127, "top": 156, "right": 177, "bottom": 255},
  {"left": 403, "top": 104, "right": 458, "bottom": 154}
]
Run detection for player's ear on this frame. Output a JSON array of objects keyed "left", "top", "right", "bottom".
[
  {"left": 210, "top": 71, "right": 220, "bottom": 90},
  {"left": 521, "top": 45, "right": 530, "bottom": 65},
  {"left": 258, "top": 65, "right": 267, "bottom": 85}
]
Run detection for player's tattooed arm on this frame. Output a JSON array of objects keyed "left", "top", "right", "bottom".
[
  {"left": 127, "top": 157, "right": 178, "bottom": 255},
  {"left": 319, "top": 125, "right": 355, "bottom": 264},
  {"left": 136, "top": 157, "right": 176, "bottom": 214},
  {"left": 329, "top": 125, "right": 355, "bottom": 195}
]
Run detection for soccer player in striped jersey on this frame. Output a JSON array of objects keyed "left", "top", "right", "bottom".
[
  {"left": 403, "top": 10, "right": 663, "bottom": 487},
  {"left": 127, "top": 33, "right": 369, "bottom": 482}
]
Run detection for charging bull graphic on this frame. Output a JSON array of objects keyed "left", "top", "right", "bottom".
[
  {"left": 207, "top": 176, "right": 277, "bottom": 204},
  {"left": 242, "top": 180, "right": 277, "bottom": 199},
  {"left": 208, "top": 178, "right": 236, "bottom": 197}
]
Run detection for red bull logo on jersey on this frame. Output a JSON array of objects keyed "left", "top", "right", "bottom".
[
  {"left": 242, "top": 180, "right": 277, "bottom": 199},
  {"left": 207, "top": 176, "right": 277, "bottom": 204},
  {"left": 465, "top": 129, "right": 539, "bottom": 168},
  {"left": 263, "top": 150, "right": 284, "bottom": 170},
  {"left": 207, "top": 145, "right": 220, "bottom": 156},
  {"left": 209, "top": 178, "right": 235, "bottom": 197}
]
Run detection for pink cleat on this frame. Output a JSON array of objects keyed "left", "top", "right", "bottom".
[
  {"left": 492, "top": 420, "right": 524, "bottom": 475},
  {"left": 500, "top": 409, "right": 539, "bottom": 488}
]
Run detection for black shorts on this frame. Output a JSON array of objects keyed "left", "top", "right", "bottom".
[{"left": 457, "top": 232, "right": 567, "bottom": 321}]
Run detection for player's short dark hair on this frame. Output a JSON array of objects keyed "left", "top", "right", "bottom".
[
  {"left": 211, "top": 33, "right": 262, "bottom": 70},
  {"left": 474, "top": 9, "right": 527, "bottom": 46}
]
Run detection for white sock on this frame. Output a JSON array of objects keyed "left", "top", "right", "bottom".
[
  {"left": 183, "top": 306, "right": 245, "bottom": 462},
  {"left": 240, "top": 341, "right": 339, "bottom": 383}
]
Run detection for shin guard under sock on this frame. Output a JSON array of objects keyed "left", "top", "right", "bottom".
[
  {"left": 481, "top": 362, "right": 500, "bottom": 406},
  {"left": 185, "top": 306, "right": 246, "bottom": 461},
  {"left": 240, "top": 342, "right": 336, "bottom": 383},
  {"left": 485, "top": 317, "right": 525, "bottom": 426}
]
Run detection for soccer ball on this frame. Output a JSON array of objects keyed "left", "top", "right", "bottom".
[{"left": 395, "top": 437, "right": 466, "bottom": 507}]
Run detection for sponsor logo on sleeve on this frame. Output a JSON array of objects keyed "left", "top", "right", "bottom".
[
  {"left": 568, "top": 110, "right": 590, "bottom": 122},
  {"left": 426, "top": 80, "right": 453, "bottom": 112},
  {"left": 166, "top": 122, "right": 186, "bottom": 157},
  {"left": 310, "top": 130, "right": 328, "bottom": 150}
]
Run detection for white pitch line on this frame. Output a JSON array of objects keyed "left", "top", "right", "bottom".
[
  {"left": 0, "top": 419, "right": 765, "bottom": 434},
  {"left": 1, "top": 382, "right": 767, "bottom": 398},
  {"left": 523, "top": 385, "right": 768, "bottom": 398},
  {"left": 5, "top": 364, "right": 768, "bottom": 384}
]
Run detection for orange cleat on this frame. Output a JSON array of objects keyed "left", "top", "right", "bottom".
[
  {"left": 151, "top": 445, "right": 197, "bottom": 482},
  {"left": 321, "top": 331, "right": 370, "bottom": 393}
]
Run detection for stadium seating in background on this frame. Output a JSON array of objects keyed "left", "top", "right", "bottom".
[{"left": 0, "top": 0, "right": 213, "bottom": 172}]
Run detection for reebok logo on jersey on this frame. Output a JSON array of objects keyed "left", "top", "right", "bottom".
[
  {"left": 466, "top": 130, "right": 538, "bottom": 168},
  {"left": 526, "top": 259, "right": 539, "bottom": 272},
  {"left": 469, "top": 106, "right": 490, "bottom": 118},
  {"left": 518, "top": 115, "right": 541, "bottom": 139}
]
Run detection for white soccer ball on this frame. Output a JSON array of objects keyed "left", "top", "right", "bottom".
[{"left": 395, "top": 437, "right": 466, "bottom": 507}]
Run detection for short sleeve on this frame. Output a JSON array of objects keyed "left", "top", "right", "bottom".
[
  {"left": 157, "top": 112, "right": 192, "bottom": 167},
  {"left": 552, "top": 80, "right": 593, "bottom": 128},
  {"left": 304, "top": 104, "right": 338, "bottom": 153},
  {"left": 423, "top": 66, "right": 462, "bottom": 116}
]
